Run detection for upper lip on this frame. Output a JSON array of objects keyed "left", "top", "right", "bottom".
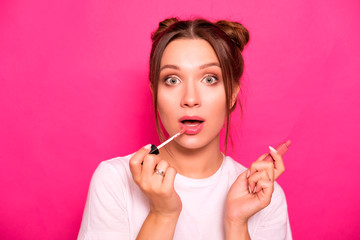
[{"left": 179, "top": 116, "right": 205, "bottom": 123}]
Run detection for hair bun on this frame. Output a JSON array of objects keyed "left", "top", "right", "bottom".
[
  {"left": 215, "top": 20, "right": 249, "bottom": 52},
  {"left": 151, "top": 17, "right": 179, "bottom": 41}
]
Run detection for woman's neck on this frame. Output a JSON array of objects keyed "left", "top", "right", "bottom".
[{"left": 158, "top": 136, "right": 223, "bottom": 179}]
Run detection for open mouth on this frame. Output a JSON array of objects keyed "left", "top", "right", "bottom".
[
  {"left": 180, "top": 119, "right": 204, "bottom": 126},
  {"left": 179, "top": 116, "right": 205, "bottom": 135}
]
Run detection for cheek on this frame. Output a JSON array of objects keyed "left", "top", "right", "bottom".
[
  {"left": 157, "top": 89, "right": 177, "bottom": 124},
  {"left": 158, "top": 90, "right": 170, "bottom": 108},
  {"left": 207, "top": 89, "right": 227, "bottom": 112},
  {"left": 203, "top": 90, "right": 227, "bottom": 127},
  {"left": 214, "top": 102, "right": 227, "bottom": 126}
]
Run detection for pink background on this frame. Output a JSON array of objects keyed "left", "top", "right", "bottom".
[{"left": 1, "top": 0, "right": 359, "bottom": 239}]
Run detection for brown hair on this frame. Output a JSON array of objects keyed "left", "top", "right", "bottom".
[{"left": 149, "top": 18, "right": 249, "bottom": 152}]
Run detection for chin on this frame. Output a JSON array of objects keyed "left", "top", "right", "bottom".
[{"left": 176, "top": 133, "right": 220, "bottom": 150}]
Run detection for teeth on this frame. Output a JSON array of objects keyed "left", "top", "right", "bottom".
[{"left": 184, "top": 123, "right": 200, "bottom": 126}]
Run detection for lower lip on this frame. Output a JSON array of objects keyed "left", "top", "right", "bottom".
[{"left": 180, "top": 122, "right": 204, "bottom": 135}]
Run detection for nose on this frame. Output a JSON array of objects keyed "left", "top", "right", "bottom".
[{"left": 180, "top": 81, "right": 201, "bottom": 108}]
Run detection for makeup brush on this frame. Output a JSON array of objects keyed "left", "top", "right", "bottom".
[{"left": 150, "top": 127, "right": 186, "bottom": 155}]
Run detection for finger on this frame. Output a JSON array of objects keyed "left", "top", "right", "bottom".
[
  {"left": 142, "top": 154, "right": 161, "bottom": 179},
  {"left": 249, "top": 161, "right": 274, "bottom": 183},
  {"left": 162, "top": 166, "right": 177, "bottom": 192},
  {"left": 153, "top": 160, "right": 169, "bottom": 180},
  {"left": 129, "top": 144, "right": 151, "bottom": 182},
  {"left": 255, "top": 179, "right": 274, "bottom": 207},
  {"left": 248, "top": 170, "right": 270, "bottom": 193},
  {"left": 269, "top": 146, "right": 285, "bottom": 180},
  {"left": 256, "top": 153, "right": 270, "bottom": 162}
]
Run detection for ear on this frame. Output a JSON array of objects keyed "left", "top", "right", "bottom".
[{"left": 231, "top": 84, "right": 240, "bottom": 108}]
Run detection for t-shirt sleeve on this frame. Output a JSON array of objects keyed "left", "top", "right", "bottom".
[
  {"left": 250, "top": 182, "right": 292, "bottom": 240},
  {"left": 77, "top": 161, "right": 130, "bottom": 240}
]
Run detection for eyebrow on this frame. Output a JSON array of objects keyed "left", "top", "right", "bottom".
[
  {"left": 199, "top": 62, "right": 220, "bottom": 69},
  {"left": 160, "top": 62, "right": 220, "bottom": 71}
]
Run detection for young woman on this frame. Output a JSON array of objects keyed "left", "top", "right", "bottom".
[{"left": 78, "top": 18, "right": 292, "bottom": 240}]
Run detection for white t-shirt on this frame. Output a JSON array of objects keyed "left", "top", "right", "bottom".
[{"left": 78, "top": 154, "right": 292, "bottom": 240}]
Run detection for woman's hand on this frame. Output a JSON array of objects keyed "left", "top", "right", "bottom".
[
  {"left": 225, "top": 148, "right": 285, "bottom": 226},
  {"left": 129, "top": 145, "right": 182, "bottom": 218}
]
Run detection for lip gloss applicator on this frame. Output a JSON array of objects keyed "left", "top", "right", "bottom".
[{"left": 149, "top": 127, "right": 186, "bottom": 155}]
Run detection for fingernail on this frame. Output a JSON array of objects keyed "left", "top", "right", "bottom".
[
  {"left": 246, "top": 169, "right": 250, "bottom": 178},
  {"left": 248, "top": 186, "right": 252, "bottom": 193},
  {"left": 253, "top": 186, "right": 257, "bottom": 193},
  {"left": 144, "top": 144, "right": 151, "bottom": 150},
  {"left": 269, "top": 146, "right": 277, "bottom": 153}
]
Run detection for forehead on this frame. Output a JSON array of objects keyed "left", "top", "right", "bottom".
[{"left": 161, "top": 39, "right": 219, "bottom": 68}]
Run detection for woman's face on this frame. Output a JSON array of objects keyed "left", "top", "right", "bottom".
[{"left": 157, "top": 39, "right": 227, "bottom": 149}]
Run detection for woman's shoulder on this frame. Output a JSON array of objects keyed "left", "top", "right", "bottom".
[
  {"left": 223, "top": 155, "right": 247, "bottom": 174},
  {"left": 89, "top": 153, "right": 135, "bottom": 186},
  {"left": 220, "top": 155, "right": 247, "bottom": 185},
  {"left": 98, "top": 153, "right": 134, "bottom": 171}
]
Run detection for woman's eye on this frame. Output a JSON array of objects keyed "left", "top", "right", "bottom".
[
  {"left": 164, "top": 77, "right": 180, "bottom": 86},
  {"left": 202, "top": 75, "right": 218, "bottom": 85}
]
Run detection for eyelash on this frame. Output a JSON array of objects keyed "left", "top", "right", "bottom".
[
  {"left": 164, "top": 76, "right": 181, "bottom": 86},
  {"left": 163, "top": 74, "right": 219, "bottom": 86},
  {"left": 202, "top": 74, "right": 218, "bottom": 85}
]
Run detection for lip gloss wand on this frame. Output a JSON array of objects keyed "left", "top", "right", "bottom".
[{"left": 149, "top": 127, "right": 186, "bottom": 155}]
